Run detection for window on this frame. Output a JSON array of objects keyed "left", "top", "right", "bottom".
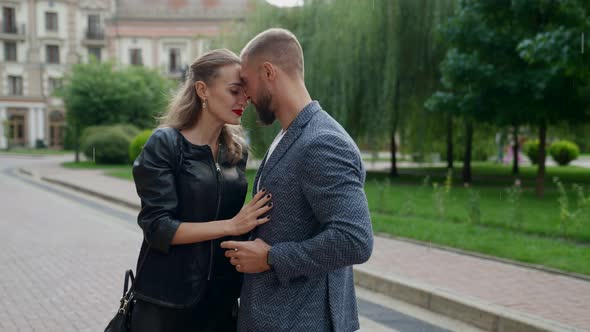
[
  {"left": 45, "top": 12, "right": 58, "bottom": 32},
  {"left": 46, "top": 45, "right": 59, "bottom": 64},
  {"left": 8, "top": 76, "right": 23, "bottom": 96},
  {"left": 88, "top": 47, "right": 101, "bottom": 62},
  {"left": 169, "top": 48, "right": 181, "bottom": 72},
  {"left": 2, "top": 7, "right": 16, "bottom": 33},
  {"left": 4, "top": 42, "right": 17, "bottom": 61},
  {"left": 87, "top": 14, "right": 102, "bottom": 39},
  {"left": 48, "top": 77, "right": 62, "bottom": 95},
  {"left": 129, "top": 48, "right": 142, "bottom": 66}
]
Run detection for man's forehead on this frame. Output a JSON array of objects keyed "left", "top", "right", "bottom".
[{"left": 239, "top": 66, "right": 251, "bottom": 80}]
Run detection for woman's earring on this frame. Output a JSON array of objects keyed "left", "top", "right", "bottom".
[{"left": 202, "top": 100, "right": 207, "bottom": 109}]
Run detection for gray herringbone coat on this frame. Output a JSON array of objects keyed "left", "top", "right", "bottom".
[{"left": 238, "top": 101, "right": 374, "bottom": 332}]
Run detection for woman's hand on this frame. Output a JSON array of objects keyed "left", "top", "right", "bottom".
[{"left": 225, "top": 189, "right": 273, "bottom": 236}]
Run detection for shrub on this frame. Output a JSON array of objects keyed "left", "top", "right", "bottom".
[
  {"left": 80, "top": 124, "right": 140, "bottom": 148},
  {"left": 82, "top": 126, "right": 135, "bottom": 164},
  {"left": 129, "top": 130, "right": 153, "bottom": 163},
  {"left": 549, "top": 140, "right": 580, "bottom": 166},
  {"left": 523, "top": 139, "right": 540, "bottom": 165}
]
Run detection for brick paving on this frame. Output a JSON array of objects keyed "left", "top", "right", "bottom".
[
  {"left": 3, "top": 154, "right": 590, "bottom": 331},
  {"left": 0, "top": 161, "right": 141, "bottom": 331},
  {"left": 362, "top": 238, "right": 590, "bottom": 331}
]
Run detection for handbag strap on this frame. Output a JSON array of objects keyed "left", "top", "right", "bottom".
[{"left": 127, "top": 128, "right": 185, "bottom": 296}]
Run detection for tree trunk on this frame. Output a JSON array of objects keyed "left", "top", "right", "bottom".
[
  {"left": 446, "top": 115, "right": 453, "bottom": 169},
  {"left": 390, "top": 78, "right": 401, "bottom": 177},
  {"left": 536, "top": 121, "right": 547, "bottom": 197},
  {"left": 390, "top": 130, "right": 398, "bottom": 177},
  {"left": 462, "top": 119, "right": 473, "bottom": 184},
  {"left": 74, "top": 125, "right": 80, "bottom": 163},
  {"left": 512, "top": 124, "right": 519, "bottom": 175}
]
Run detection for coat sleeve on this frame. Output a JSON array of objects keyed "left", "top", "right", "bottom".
[
  {"left": 132, "top": 129, "right": 181, "bottom": 254},
  {"left": 268, "top": 133, "right": 373, "bottom": 286}
]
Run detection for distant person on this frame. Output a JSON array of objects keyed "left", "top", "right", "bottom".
[
  {"left": 495, "top": 131, "right": 505, "bottom": 164},
  {"left": 130, "top": 49, "right": 272, "bottom": 331}
]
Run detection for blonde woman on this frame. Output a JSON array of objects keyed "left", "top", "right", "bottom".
[{"left": 130, "top": 49, "right": 272, "bottom": 331}]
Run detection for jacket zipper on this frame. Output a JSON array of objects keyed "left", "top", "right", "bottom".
[{"left": 207, "top": 143, "right": 223, "bottom": 281}]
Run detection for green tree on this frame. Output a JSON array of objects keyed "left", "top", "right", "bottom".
[
  {"left": 59, "top": 61, "right": 173, "bottom": 162},
  {"left": 428, "top": 0, "right": 590, "bottom": 195}
]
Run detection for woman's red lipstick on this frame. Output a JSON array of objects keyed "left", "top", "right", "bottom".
[{"left": 232, "top": 109, "right": 244, "bottom": 116}]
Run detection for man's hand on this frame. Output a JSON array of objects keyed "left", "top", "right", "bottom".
[{"left": 220, "top": 238, "right": 271, "bottom": 273}]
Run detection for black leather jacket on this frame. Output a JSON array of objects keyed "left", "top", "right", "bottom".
[{"left": 132, "top": 127, "right": 248, "bottom": 308}]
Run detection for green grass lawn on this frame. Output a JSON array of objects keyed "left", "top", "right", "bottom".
[
  {"left": 0, "top": 148, "right": 73, "bottom": 155},
  {"left": 63, "top": 160, "right": 590, "bottom": 275},
  {"left": 62, "top": 161, "right": 132, "bottom": 170},
  {"left": 62, "top": 161, "right": 135, "bottom": 181}
]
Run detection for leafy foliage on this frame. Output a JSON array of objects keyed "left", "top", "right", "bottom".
[
  {"left": 82, "top": 125, "right": 137, "bottom": 164},
  {"left": 58, "top": 61, "right": 174, "bottom": 160},
  {"left": 524, "top": 139, "right": 541, "bottom": 165},
  {"left": 427, "top": 0, "right": 590, "bottom": 195},
  {"left": 129, "top": 130, "right": 154, "bottom": 163},
  {"left": 80, "top": 124, "right": 140, "bottom": 149},
  {"left": 549, "top": 140, "right": 580, "bottom": 166}
]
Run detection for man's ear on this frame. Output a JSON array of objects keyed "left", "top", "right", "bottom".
[
  {"left": 195, "top": 81, "right": 208, "bottom": 100},
  {"left": 262, "top": 62, "right": 276, "bottom": 81}
]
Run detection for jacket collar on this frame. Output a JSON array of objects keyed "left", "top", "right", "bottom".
[{"left": 253, "top": 101, "right": 322, "bottom": 194}]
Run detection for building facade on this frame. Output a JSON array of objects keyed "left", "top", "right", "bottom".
[{"left": 0, "top": 0, "right": 249, "bottom": 149}]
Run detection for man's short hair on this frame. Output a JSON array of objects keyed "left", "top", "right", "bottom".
[{"left": 241, "top": 28, "right": 304, "bottom": 78}]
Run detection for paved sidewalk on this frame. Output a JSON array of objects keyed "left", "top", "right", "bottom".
[{"left": 20, "top": 157, "right": 590, "bottom": 331}]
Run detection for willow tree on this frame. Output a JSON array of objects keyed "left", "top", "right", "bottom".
[
  {"left": 216, "top": 0, "right": 457, "bottom": 172},
  {"left": 382, "top": 0, "right": 457, "bottom": 175}
]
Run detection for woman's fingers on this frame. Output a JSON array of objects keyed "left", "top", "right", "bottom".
[
  {"left": 228, "top": 189, "right": 273, "bottom": 235},
  {"left": 256, "top": 215, "right": 271, "bottom": 226},
  {"left": 253, "top": 203, "right": 272, "bottom": 218},
  {"left": 249, "top": 189, "right": 267, "bottom": 205},
  {"left": 251, "top": 193, "right": 272, "bottom": 210}
]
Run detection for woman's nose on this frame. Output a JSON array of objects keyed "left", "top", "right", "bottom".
[{"left": 238, "top": 93, "right": 248, "bottom": 107}]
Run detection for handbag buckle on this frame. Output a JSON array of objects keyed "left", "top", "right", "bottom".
[{"left": 118, "top": 297, "right": 130, "bottom": 314}]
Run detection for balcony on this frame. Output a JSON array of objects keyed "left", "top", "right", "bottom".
[
  {"left": 0, "top": 21, "right": 26, "bottom": 41},
  {"left": 82, "top": 28, "right": 106, "bottom": 46}
]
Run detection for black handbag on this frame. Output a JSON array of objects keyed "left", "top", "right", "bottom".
[{"left": 104, "top": 247, "right": 149, "bottom": 332}]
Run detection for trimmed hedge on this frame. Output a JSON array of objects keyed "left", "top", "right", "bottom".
[
  {"left": 81, "top": 124, "right": 140, "bottom": 148},
  {"left": 81, "top": 124, "right": 139, "bottom": 164},
  {"left": 549, "top": 140, "right": 580, "bottom": 166},
  {"left": 129, "top": 130, "right": 153, "bottom": 163},
  {"left": 524, "top": 139, "right": 540, "bottom": 165}
]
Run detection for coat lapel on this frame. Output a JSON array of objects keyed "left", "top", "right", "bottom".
[
  {"left": 256, "top": 101, "right": 322, "bottom": 189},
  {"left": 260, "top": 126, "right": 303, "bottom": 179}
]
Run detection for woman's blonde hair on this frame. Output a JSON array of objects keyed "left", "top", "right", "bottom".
[{"left": 158, "top": 48, "right": 246, "bottom": 165}]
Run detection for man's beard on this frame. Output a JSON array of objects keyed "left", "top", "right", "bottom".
[{"left": 254, "top": 88, "right": 275, "bottom": 126}]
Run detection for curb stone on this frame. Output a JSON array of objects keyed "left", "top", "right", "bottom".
[
  {"left": 353, "top": 267, "right": 582, "bottom": 332},
  {"left": 18, "top": 168, "right": 141, "bottom": 210}
]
